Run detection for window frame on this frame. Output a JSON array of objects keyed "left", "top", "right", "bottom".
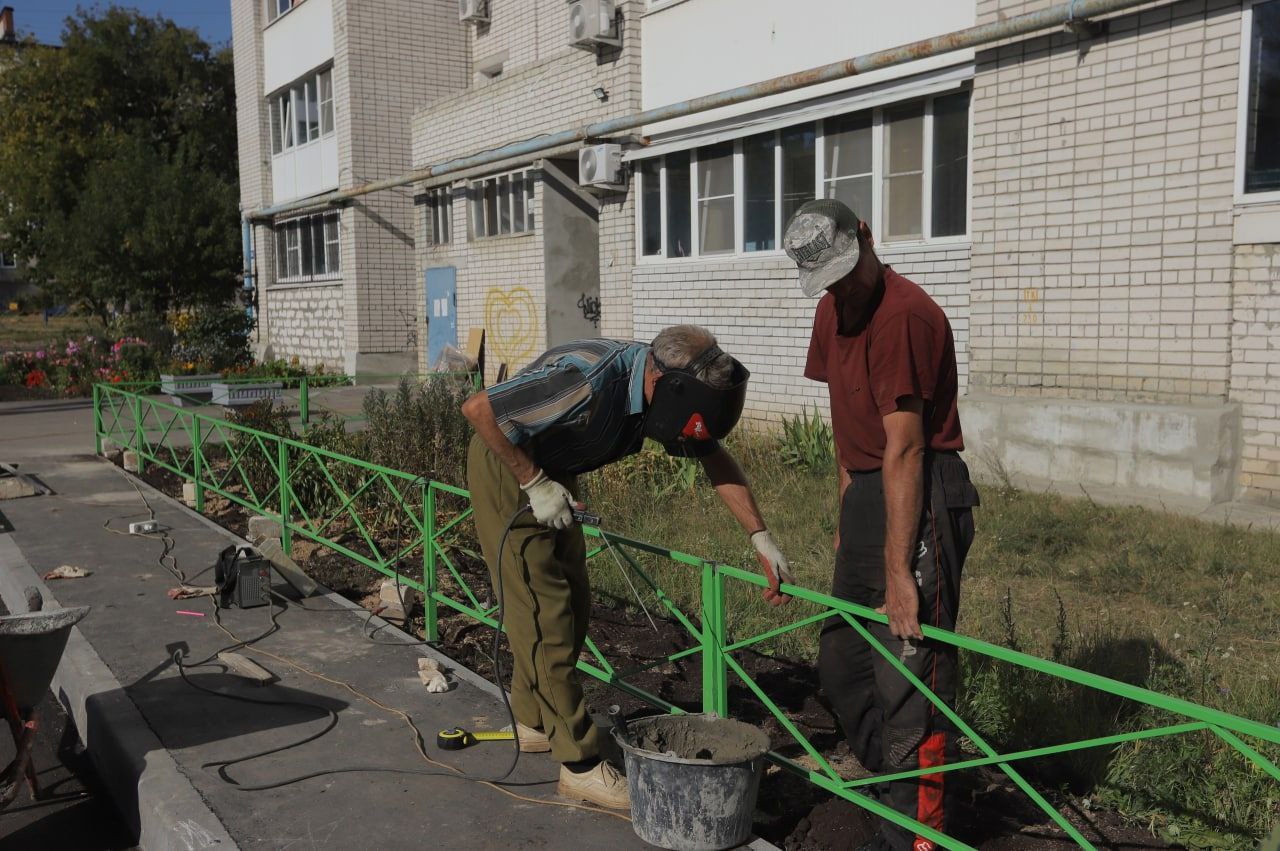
[
  {"left": 470, "top": 168, "right": 536, "bottom": 240},
  {"left": 268, "top": 68, "right": 334, "bottom": 158},
  {"left": 1235, "top": 0, "right": 1280, "bottom": 204},
  {"left": 635, "top": 89, "right": 972, "bottom": 265},
  {"left": 0, "top": 251, "right": 16, "bottom": 269},
  {"left": 273, "top": 211, "right": 341, "bottom": 285},
  {"left": 266, "top": 0, "right": 301, "bottom": 25},
  {"left": 425, "top": 186, "right": 452, "bottom": 246}
]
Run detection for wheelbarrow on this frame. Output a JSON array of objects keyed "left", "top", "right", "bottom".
[{"left": 0, "top": 587, "right": 89, "bottom": 811}]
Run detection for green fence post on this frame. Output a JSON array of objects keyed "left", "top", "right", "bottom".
[
  {"left": 278, "top": 440, "right": 292, "bottom": 556},
  {"left": 131, "top": 393, "right": 145, "bottom": 474},
  {"left": 424, "top": 481, "right": 439, "bottom": 643},
  {"left": 299, "top": 376, "right": 309, "bottom": 427},
  {"left": 93, "top": 385, "right": 103, "bottom": 455},
  {"left": 192, "top": 416, "right": 205, "bottom": 513},
  {"left": 701, "top": 561, "right": 729, "bottom": 717}
]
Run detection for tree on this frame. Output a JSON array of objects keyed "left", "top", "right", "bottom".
[{"left": 0, "top": 8, "right": 240, "bottom": 321}]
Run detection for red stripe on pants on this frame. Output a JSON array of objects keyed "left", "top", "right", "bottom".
[{"left": 914, "top": 730, "right": 947, "bottom": 850}]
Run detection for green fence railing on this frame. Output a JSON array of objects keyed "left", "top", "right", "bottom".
[{"left": 92, "top": 381, "right": 1280, "bottom": 850}]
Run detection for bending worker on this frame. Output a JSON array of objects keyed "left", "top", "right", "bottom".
[
  {"left": 783, "top": 199, "right": 979, "bottom": 851},
  {"left": 461, "top": 325, "right": 793, "bottom": 810}
]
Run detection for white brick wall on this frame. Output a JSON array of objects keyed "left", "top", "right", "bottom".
[
  {"left": 633, "top": 245, "right": 972, "bottom": 422},
  {"left": 261, "top": 285, "right": 345, "bottom": 367},
  {"left": 1232, "top": 242, "right": 1280, "bottom": 503},
  {"left": 970, "top": 0, "right": 1242, "bottom": 404}
]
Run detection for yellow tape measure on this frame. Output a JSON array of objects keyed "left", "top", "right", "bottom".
[{"left": 436, "top": 727, "right": 516, "bottom": 750}]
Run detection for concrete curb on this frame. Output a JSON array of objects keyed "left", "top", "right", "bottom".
[{"left": 0, "top": 532, "right": 239, "bottom": 851}]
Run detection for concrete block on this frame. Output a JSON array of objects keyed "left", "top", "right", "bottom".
[
  {"left": 961, "top": 392, "right": 1242, "bottom": 508},
  {"left": 0, "top": 477, "right": 38, "bottom": 500},
  {"left": 379, "top": 577, "right": 410, "bottom": 623},
  {"left": 122, "top": 451, "right": 140, "bottom": 473},
  {"left": 247, "top": 515, "right": 282, "bottom": 539}
]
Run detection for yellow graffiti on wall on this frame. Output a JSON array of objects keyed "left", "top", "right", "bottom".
[
  {"left": 1020, "top": 287, "right": 1040, "bottom": 325},
  {"left": 485, "top": 286, "right": 537, "bottom": 366}
]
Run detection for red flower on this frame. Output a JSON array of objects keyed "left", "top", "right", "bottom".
[{"left": 24, "top": 369, "right": 47, "bottom": 388}]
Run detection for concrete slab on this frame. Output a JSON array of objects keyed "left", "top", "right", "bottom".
[{"left": 0, "top": 437, "right": 658, "bottom": 850}]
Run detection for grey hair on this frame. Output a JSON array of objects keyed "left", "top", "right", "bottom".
[{"left": 650, "top": 325, "right": 734, "bottom": 390}]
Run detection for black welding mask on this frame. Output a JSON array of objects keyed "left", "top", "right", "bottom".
[{"left": 643, "top": 344, "right": 750, "bottom": 447}]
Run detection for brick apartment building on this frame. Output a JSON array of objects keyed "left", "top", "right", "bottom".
[
  {"left": 231, "top": 0, "right": 1278, "bottom": 508},
  {"left": 230, "top": 0, "right": 465, "bottom": 375}
]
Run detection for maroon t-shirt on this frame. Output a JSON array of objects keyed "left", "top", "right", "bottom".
[{"left": 804, "top": 267, "right": 964, "bottom": 472}]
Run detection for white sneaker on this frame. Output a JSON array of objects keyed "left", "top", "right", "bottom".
[
  {"left": 516, "top": 722, "right": 550, "bottom": 753},
  {"left": 557, "top": 761, "right": 630, "bottom": 809}
]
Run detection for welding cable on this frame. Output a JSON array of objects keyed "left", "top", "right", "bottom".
[
  {"left": 189, "top": 592, "right": 631, "bottom": 822},
  {"left": 108, "top": 463, "right": 628, "bottom": 819}
]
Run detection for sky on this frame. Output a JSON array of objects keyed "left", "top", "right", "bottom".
[{"left": 19, "top": 1, "right": 233, "bottom": 47}]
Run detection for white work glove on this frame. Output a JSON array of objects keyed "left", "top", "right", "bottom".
[
  {"left": 751, "top": 530, "right": 795, "bottom": 607},
  {"left": 520, "top": 469, "right": 575, "bottom": 530}
]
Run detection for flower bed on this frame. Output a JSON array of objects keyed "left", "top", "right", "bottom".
[{"left": 0, "top": 335, "right": 154, "bottom": 397}]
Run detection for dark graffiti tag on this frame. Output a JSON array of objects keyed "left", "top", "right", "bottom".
[{"left": 577, "top": 293, "right": 601, "bottom": 327}]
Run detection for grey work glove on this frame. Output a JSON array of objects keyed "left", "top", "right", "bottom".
[
  {"left": 520, "top": 469, "right": 574, "bottom": 530},
  {"left": 751, "top": 530, "right": 795, "bottom": 606}
]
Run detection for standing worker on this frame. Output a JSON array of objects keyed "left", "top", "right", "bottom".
[
  {"left": 461, "top": 326, "right": 793, "bottom": 810},
  {"left": 784, "top": 199, "right": 979, "bottom": 851}
]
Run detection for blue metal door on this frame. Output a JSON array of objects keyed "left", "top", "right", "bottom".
[{"left": 425, "top": 266, "right": 457, "bottom": 369}]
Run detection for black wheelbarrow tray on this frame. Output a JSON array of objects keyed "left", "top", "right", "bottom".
[{"left": 0, "top": 604, "right": 90, "bottom": 810}]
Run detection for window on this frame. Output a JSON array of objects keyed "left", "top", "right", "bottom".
[
  {"left": 635, "top": 89, "right": 971, "bottom": 260},
  {"left": 883, "top": 104, "right": 924, "bottom": 241},
  {"left": 823, "top": 113, "right": 872, "bottom": 224},
  {"left": 696, "top": 142, "right": 734, "bottom": 255},
  {"left": 471, "top": 170, "right": 535, "bottom": 238},
  {"left": 743, "top": 132, "right": 776, "bottom": 252},
  {"left": 425, "top": 187, "right": 452, "bottom": 245},
  {"left": 274, "top": 211, "right": 341, "bottom": 283},
  {"left": 266, "top": 0, "right": 300, "bottom": 24},
  {"left": 639, "top": 158, "right": 662, "bottom": 256},
  {"left": 1241, "top": 0, "right": 1280, "bottom": 195},
  {"left": 269, "top": 68, "right": 334, "bottom": 156},
  {"left": 0, "top": 251, "right": 15, "bottom": 269},
  {"left": 666, "top": 151, "right": 691, "bottom": 257}
]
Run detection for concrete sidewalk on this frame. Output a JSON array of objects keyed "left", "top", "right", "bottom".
[{"left": 0, "top": 400, "right": 663, "bottom": 851}]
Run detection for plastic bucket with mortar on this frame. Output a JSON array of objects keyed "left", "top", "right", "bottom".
[{"left": 614, "top": 713, "right": 771, "bottom": 851}]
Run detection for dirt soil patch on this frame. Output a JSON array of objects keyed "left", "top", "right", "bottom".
[{"left": 122, "top": 453, "right": 1173, "bottom": 850}]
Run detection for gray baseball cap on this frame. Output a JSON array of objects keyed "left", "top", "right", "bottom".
[{"left": 783, "top": 199, "right": 862, "bottom": 297}]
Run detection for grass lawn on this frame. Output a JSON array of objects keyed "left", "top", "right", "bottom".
[
  {"left": 0, "top": 313, "right": 105, "bottom": 351},
  {"left": 581, "top": 429, "right": 1280, "bottom": 847}
]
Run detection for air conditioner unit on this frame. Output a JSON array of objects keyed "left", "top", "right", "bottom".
[
  {"left": 579, "top": 144, "right": 624, "bottom": 190},
  {"left": 568, "top": 0, "right": 619, "bottom": 50},
  {"left": 459, "top": 0, "right": 488, "bottom": 24}
]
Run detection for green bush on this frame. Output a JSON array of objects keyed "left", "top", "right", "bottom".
[
  {"left": 172, "top": 302, "right": 253, "bottom": 371},
  {"left": 111, "top": 311, "right": 175, "bottom": 364},
  {"left": 361, "top": 375, "right": 474, "bottom": 486},
  {"left": 778, "top": 407, "right": 835, "bottom": 474},
  {"left": 224, "top": 399, "right": 293, "bottom": 503}
]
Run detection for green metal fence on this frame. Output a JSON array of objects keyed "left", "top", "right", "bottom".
[{"left": 93, "top": 381, "right": 1280, "bottom": 849}]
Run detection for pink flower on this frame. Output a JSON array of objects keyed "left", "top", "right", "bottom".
[{"left": 35, "top": 350, "right": 45, "bottom": 359}]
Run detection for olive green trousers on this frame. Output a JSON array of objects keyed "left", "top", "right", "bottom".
[{"left": 465, "top": 434, "right": 598, "bottom": 763}]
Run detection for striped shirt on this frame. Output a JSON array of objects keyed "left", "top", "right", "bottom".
[{"left": 487, "top": 338, "right": 716, "bottom": 475}]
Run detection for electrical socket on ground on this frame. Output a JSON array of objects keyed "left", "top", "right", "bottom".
[{"left": 129, "top": 520, "right": 159, "bottom": 535}]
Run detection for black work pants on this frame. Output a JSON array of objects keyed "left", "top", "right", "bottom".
[{"left": 818, "top": 452, "right": 978, "bottom": 851}]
